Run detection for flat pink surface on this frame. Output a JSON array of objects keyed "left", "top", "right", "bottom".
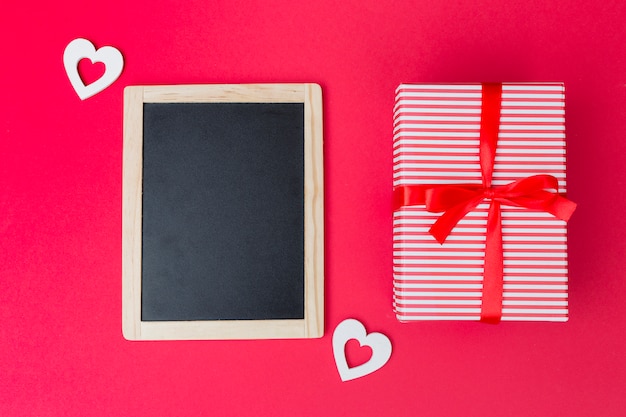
[{"left": 1, "top": 1, "right": 625, "bottom": 416}]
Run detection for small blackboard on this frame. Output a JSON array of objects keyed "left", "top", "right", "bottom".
[{"left": 122, "top": 84, "right": 324, "bottom": 340}]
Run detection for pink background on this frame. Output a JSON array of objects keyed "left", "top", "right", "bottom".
[{"left": 1, "top": 1, "right": 625, "bottom": 416}]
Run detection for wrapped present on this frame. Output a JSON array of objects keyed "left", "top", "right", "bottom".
[{"left": 392, "top": 83, "right": 576, "bottom": 323}]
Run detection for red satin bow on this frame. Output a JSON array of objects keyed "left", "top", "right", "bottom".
[{"left": 392, "top": 83, "right": 577, "bottom": 323}]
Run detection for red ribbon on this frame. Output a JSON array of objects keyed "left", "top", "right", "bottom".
[{"left": 392, "top": 83, "right": 577, "bottom": 323}]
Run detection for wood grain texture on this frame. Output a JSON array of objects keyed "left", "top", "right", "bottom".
[
  {"left": 304, "top": 83, "right": 324, "bottom": 338},
  {"left": 122, "top": 84, "right": 324, "bottom": 340},
  {"left": 122, "top": 86, "right": 144, "bottom": 340},
  {"left": 142, "top": 84, "right": 308, "bottom": 103}
]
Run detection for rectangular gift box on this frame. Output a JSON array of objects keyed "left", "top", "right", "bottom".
[{"left": 393, "top": 83, "right": 570, "bottom": 322}]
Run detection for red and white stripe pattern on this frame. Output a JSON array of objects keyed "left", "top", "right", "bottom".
[{"left": 393, "top": 83, "right": 569, "bottom": 322}]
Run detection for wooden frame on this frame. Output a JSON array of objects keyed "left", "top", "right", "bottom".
[{"left": 122, "top": 84, "right": 324, "bottom": 340}]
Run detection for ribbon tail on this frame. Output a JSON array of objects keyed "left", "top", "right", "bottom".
[
  {"left": 480, "top": 200, "right": 503, "bottom": 324},
  {"left": 547, "top": 194, "right": 577, "bottom": 222},
  {"left": 428, "top": 195, "right": 484, "bottom": 244}
]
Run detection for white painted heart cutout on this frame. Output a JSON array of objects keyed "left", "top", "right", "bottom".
[
  {"left": 63, "top": 38, "right": 124, "bottom": 100},
  {"left": 332, "top": 318, "right": 392, "bottom": 382}
]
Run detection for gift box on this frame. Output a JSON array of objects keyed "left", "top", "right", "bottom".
[{"left": 392, "top": 83, "right": 576, "bottom": 323}]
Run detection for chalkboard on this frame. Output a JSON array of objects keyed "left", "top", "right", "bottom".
[{"left": 122, "top": 84, "right": 324, "bottom": 340}]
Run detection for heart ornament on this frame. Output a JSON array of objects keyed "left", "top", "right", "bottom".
[
  {"left": 332, "top": 318, "right": 392, "bottom": 382},
  {"left": 63, "top": 38, "right": 124, "bottom": 100}
]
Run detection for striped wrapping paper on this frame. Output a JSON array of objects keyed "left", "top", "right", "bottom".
[{"left": 393, "top": 83, "right": 569, "bottom": 322}]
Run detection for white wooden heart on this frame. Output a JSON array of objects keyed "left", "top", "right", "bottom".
[
  {"left": 63, "top": 38, "right": 124, "bottom": 100},
  {"left": 332, "top": 318, "right": 392, "bottom": 382}
]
